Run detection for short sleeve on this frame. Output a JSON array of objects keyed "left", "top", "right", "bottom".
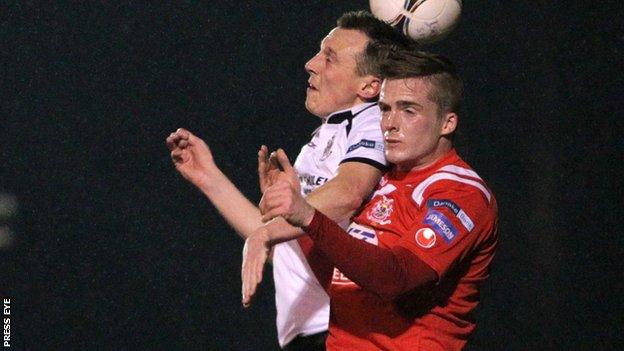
[
  {"left": 340, "top": 112, "right": 388, "bottom": 171},
  {"left": 397, "top": 181, "right": 498, "bottom": 281}
]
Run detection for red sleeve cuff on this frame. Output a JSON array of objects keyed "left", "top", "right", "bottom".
[{"left": 302, "top": 209, "right": 324, "bottom": 238}]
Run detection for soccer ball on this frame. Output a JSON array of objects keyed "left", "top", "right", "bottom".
[{"left": 370, "top": 0, "right": 462, "bottom": 44}]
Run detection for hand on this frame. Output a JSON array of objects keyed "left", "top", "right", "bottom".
[
  {"left": 259, "top": 180, "right": 316, "bottom": 227},
  {"left": 241, "top": 227, "right": 271, "bottom": 308},
  {"left": 258, "top": 148, "right": 300, "bottom": 194},
  {"left": 166, "top": 128, "right": 218, "bottom": 187}
]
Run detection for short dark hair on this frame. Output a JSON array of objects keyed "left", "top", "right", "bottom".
[
  {"left": 379, "top": 48, "right": 463, "bottom": 114},
  {"left": 337, "top": 11, "right": 414, "bottom": 77}
]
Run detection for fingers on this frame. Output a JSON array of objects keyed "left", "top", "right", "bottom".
[
  {"left": 258, "top": 145, "right": 269, "bottom": 191},
  {"left": 242, "top": 260, "right": 263, "bottom": 308},
  {"left": 275, "top": 149, "right": 293, "bottom": 172},
  {"left": 166, "top": 128, "right": 192, "bottom": 151},
  {"left": 268, "top": 151, "right": 283, "bottom": 171},
  {"left": 166, "top": 133, "right": 177, "bottom": 151},
  {"left": 259, "top": 181, "right": 292, "bottom": 218},
  {"left": 258, "top": 145, "right": 269, "bottom": 170},
  {"left": 171, "top": 149, "right": 184, "bottom": 163},
  {"left": 241, "top": 238, "right": 268, "bottom": 308},
  {"left": 261, "top": 206, "right": 289, "bottom": 223},
  {"left": 175, "top": 127, "right": 191, "bottom": 140}
]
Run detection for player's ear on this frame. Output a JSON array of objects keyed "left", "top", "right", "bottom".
[
  {"left": 440, "top": 112, "right": 458, "bottom": 136},
  {"left": 358, "top": 75, "right": 382, "bottom": 100}
]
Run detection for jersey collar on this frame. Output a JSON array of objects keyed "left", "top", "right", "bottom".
[
  {"left": 390, "top": 148, "right": 459, "bottom": 180},
  {"left": 325, "top": 102, "right": 378, "bottom": 124}
]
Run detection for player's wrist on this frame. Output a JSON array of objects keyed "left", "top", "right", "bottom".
[
  {"left": 195, "top": 166, "right": 224, "bottom": 193},
  {"left": 253, "top": 226, "right": 272, "bottom": 245},
  {"left": 301, "top": 204, "right": 316, "bottom": 227}
]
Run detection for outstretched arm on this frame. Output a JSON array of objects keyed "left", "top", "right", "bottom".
[
  {"left": 167, "top": 129, "right": 380, "bottom": 241},
  {"left": 166, "top": 128, "right": 264, "bottom": 238}
]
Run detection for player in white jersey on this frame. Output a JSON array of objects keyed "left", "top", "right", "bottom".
[
  {"left": 272, "top": 101, "right": 386, "bottom": 347},
  {"left": 166, "top": 11, "right": 412, "bottom": 350}
]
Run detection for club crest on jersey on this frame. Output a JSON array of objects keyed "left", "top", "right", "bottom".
[
  {"left": 367, "top": 196, "right": 394, "bottom": 225},
  {"left": 319, "top": 134, "right": 336, "bottom": 161},
  {"left": 415, "top": 228, "right": 436, "bottom": 248}
]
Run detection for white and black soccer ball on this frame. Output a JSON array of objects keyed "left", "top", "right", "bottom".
[{"left": 370, "top": 0, "right": 462, "bottom": 44}]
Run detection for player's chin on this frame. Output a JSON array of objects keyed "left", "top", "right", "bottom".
[
  {"left": 304, "top": 99, "right": 326, "bottom": 118},
  {"left": 384, "top": 150, "right": 403, "bottom": 165}
]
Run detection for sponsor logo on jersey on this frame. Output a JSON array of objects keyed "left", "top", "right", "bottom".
[
  {"left": 456, "top": 210, "right": 474, "bottom": 231},
  {"left": 332, "top": 268, "right": 354, "bottom": 285},
  {"left": 427, "top": 199, "right": 474, "bottom": 231},
  {"left": 332, "top": 222, "right": 378, "bottom": 286},
  {"left": 346, "top": 222, "right": 378, "bottom": 245},
  {"left": 346, "top": 139, "right": 384, "bottom": 154},
  {"left": 415, "top": 227, "right": 436, "bottom": 248},
  {"left": 427, "top": 199, "right": 459, "bottom": 213},
  {"left": 319, "top": 134, "right": 336, "bottom": 161},
  {"left": 366, "top": 196, "right": 394, "bottom": 225},
  {"left": 298, "top": 173, "right": 329, "bottom": 187},
  {"left": 424, "top": 210, "right": 458, "bottom": 243}
]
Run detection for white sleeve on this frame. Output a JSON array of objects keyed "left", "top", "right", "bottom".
[{"left": 340, "top": 112, "right": 388, "bottom": 171}]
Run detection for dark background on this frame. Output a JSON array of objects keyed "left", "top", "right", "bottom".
[{"left": 3, "top": 1, "right": 623, "bottom": 350}]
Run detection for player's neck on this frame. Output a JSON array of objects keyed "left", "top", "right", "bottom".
[{"left": 397, "top": 144, "right": 454, "bottom": 174}]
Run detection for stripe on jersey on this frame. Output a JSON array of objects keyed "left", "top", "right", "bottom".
[
  {"left": 326, "top": 103, "right": 378, "bottom": 136},
  {"left": 412, "top": 172, "right": 492, "bottom": 206},
  {"left": 438, "top": 165, "right": 482, "bottom": 180},
  {"left": 340, "top": 157, "right": 388, "bottom": 171}
]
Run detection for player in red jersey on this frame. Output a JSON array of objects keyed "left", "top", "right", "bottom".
[{"left": 244, "top": 47, "right": 498, "bottom": 350}]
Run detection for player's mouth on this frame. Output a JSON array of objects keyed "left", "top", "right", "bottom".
[
  {"left": 307, "top": 81, "right": 318, "bottom": 91},
  {"left": 384, "top": 135, "right": 401, "bottom": 147}
]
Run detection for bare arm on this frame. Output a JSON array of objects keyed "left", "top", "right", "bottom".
[
  {"left": 242, "top": 151, "right": 382, "bottom": 306},
  {"left": 167, "top": 128, "right": 264, "bottom": 238},
  {"left": 167, "top": 130, "right": 381, "bottom": 241},
  {"left": 260, "top": 159, "right": 383, "bottom": 243}
]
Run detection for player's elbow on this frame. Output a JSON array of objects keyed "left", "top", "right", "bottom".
[{"left": 346, "top": 192, "right": 367, "bottom": 212}]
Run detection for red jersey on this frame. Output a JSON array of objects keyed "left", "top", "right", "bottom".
[{"left": 327, "top": 149, "right": 498, "bottom": 350}]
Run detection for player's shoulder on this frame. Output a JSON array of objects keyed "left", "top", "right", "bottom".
[
  {"left": 414, "top": 161, "right": 496, "bottom": 214},
  {"left": 351, "top": 103, "right": 381, "bottom": 127},
  {"left": 347, "top": 104, "right": 383, "bottom": 140}
]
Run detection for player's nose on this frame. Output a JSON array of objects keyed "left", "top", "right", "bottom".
[
  {"left": 305, "top": 53, "right": 321, "bottom": 75},
  {"left": 381, "top": 111, "right": 399, "bottom": 131}
]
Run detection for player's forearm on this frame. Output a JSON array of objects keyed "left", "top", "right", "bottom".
[
  {"left": 303, "top": 210, "right": 437, "bottom": 301},
  {"left": 305, "top": 175, "right": 370, "bottom": 223},
  {"left": 195, "top": 167, "right": 263, "bottom": 239},
  {"left": 262, "top": 193, "right": 361, "bottom": 244},
  {"left": 262, "top": 177, "right": 370, "bottom": 243}
]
